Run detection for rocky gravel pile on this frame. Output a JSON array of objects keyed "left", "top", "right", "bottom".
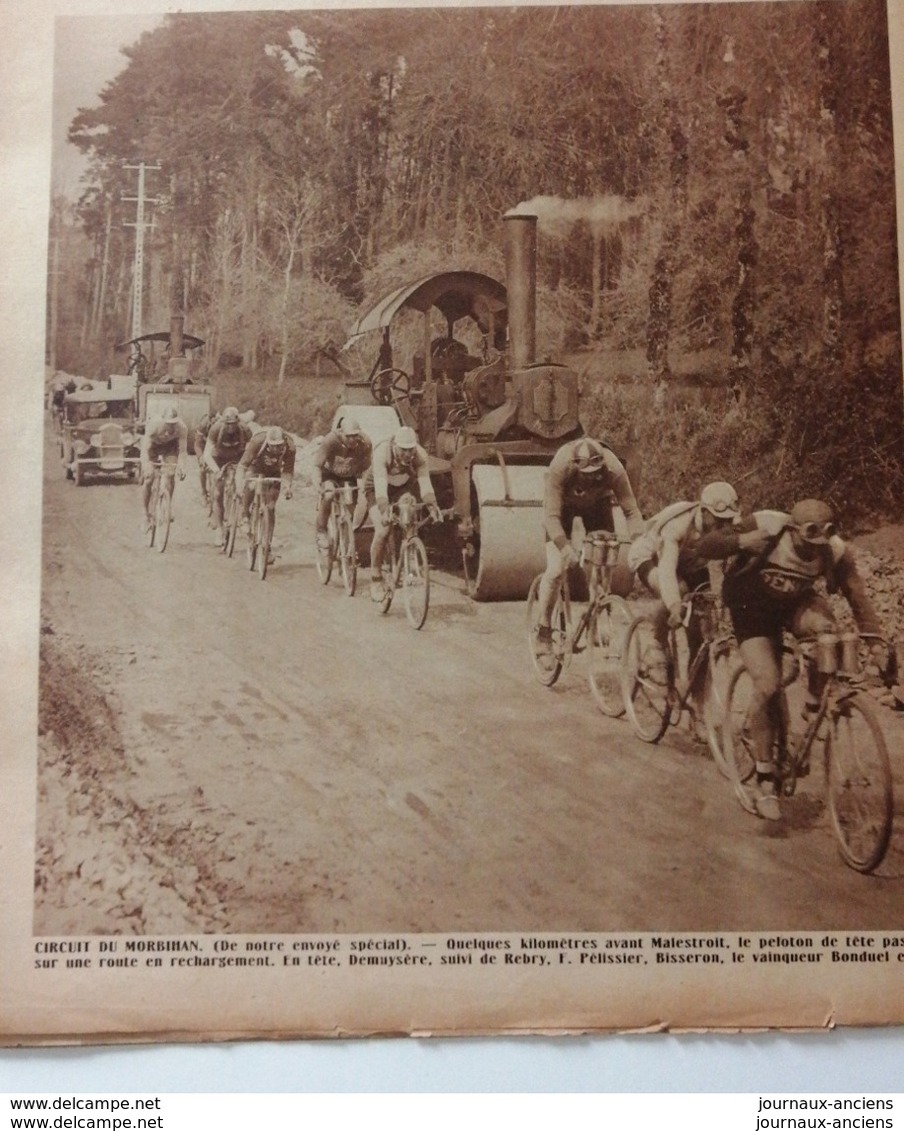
[{"left": 36, "top": 633, "right": 230, "bottom": 934}]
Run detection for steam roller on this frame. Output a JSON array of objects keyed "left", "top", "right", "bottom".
[
  {"left": 468, "top": 463, "right": 547, "bottom": 601},
  {"left": 341, "top": 210, "right": 636, "bottom": 601}
]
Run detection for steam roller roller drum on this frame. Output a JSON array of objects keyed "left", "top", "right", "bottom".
[{"left": 470, "top": 464, "right": 547, "bottom": 601}]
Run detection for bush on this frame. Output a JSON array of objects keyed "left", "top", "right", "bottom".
[{"left": 209, "top": 372, "right": 340, "bottom": 440}]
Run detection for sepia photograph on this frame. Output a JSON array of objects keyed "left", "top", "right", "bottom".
[{"left": 3, "top": 0, "right": 904, "bottom": 1041}]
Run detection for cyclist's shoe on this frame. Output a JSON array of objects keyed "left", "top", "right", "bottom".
[
  {"left": 316, "top": 531, "right": 331, "bottom": 551},
  {"left": 370, "top": 578, "right": 385, "bottom": 603},
  {"left": 213, "top": 528, "right": 225, "bottom": 548},
  {"left": 142, "top": 514, "right": 152, "bottom": 534},
  {"left": 267, "top": 551, "right": 276, "bottom": 566},
  {"left": 535, "top": 624, "right": 554, "bottom": 656},
  {"left": 754, "top": 783, "right": 781, "bottom": 822}
]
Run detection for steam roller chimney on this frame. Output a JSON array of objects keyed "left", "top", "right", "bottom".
[{"left": 503, "top": 213, "right": 537, "bottom": 369}]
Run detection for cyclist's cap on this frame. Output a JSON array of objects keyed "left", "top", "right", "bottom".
[
  {"left": 266, "top": 426, "right": 285, "bottom": 445},
  {"left": 222, "top": 406, "right": 240, "bottom": 423},
  {"left": 341, "top": 417, "right": 363, "bottom": 436},
  {"left": 161, "top": 404, "right": 178, "bottom": 421},
  {"left": 790, "top": 499, "right": 835, "bottom": 544},
  {"left": 699, "top": 481, "right": 740, "bottom": 518},
  {"left": 572, "top": 437, "right": 607, "bottom": 473},
  {"left": 393, "top": 426, "right": 418, "bottom": 450}
]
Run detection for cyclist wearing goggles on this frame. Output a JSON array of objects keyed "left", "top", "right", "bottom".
[
  {"left": 536, "top": 437, "right": 644, "bottom": 654},
  {"left": 203, "top": 407, "right": 253, "bottom": 547},
  {"left": 364, "top": 426, "right": 441, "bottom": 601},
  {"left": 629, "top": 481, "right": 756, "bottom": 633},
  {"left": 312, "top": 418, "right": 373, "bottom": 551},
  {"left": 696, "top": 498, "right": 884, "bottom": 820},
  {"left": 237, "top": 425, "right": 296, "bottom": 542},
  {"left": 140, "top": 405, "right": 188, "bottom": 532}
]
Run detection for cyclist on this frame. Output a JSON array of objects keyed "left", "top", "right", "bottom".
[
  {"left": 628, "top": 481, "right": 758, "bottom": 637},
  {"left": 536, "top": 436, "right": 644, "bottom": 654},
  {"left": 203, "top": 406, "right": 253, "bottom": 546},
  {"left": 140, "top": 404, "right": 188, "bottom": 532},
  {"left": 365, "top": 425, "right": 441, "bottom": 601},
  {"left": 696, "top": 498, "right": 885, "bottom": 820},
  {"left": 312, "top": 417, "right": 373, "bottom": 552},
  {"left": 236, "top": 425, "right": 296, "bottom": 551}
]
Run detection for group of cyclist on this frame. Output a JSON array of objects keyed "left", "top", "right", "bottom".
[
  {"left": 141, "top": 399, "right": 888, "bottom": 822},
  {"left": 141, "top": 405, "right": 441, "bottom": 595},
  {"left": 140, "top": 405, "right": 296, "bottom": 562},
  {"left": 312, "top": 417, "right": 442, "bottom": 601},
  {"left": 541, "top": 434, "right": 888, "bottom": 822}
]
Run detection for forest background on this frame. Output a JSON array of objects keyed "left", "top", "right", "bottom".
[{"left": 48, "top": 0, "right": 904, "bottom": 523}]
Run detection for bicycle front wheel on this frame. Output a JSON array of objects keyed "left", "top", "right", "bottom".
[
  {"left": 587, "top": 595, "right": 631, "bottom": 717},
  {"left": 722, "top": 662, "right": 757, "bottom": 786},
  {"left": 338, "top": 514, "right": 357, "bottom": 597},
  {"left": 826, "top": 692, "right": 893, "bottom": 873},
  {"left": 526, "top": 574, "right": 566, "bottom": 687},
  {"left": 145, "top": 491, "right": 157, "bottom": 549},
  {"left": 380, "top": 534, "right": 398, "bottom": 615},
  {"left": 621, "top": 614, "right": 671, "bottom": 742},
  {"left": 703, "top": 648, "right": 734, "bottom": 774},
  {"left": 257, "top": 506, "right": 273, "bottom": 580},
  {"left": 402, "top": 536, "right": 430, "bottom": 629},
  {"left": 247, "top": 504, "right": 259, "bottom": 570},
  {"left": 155, "top": 488, "right": 172, "bottom": 553},
  {"left": 225, "top": 493, "right": 239, "bottom": 557},
  {"left": 316, "top": 513, "right": 335, "bottom": 584}
]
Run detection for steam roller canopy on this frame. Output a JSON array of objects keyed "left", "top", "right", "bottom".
[{"left": 470, "top": 464, "right": 547, "bottom": 601}]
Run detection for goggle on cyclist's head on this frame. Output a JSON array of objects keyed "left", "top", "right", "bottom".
[
  {"left": 699, "top": 481, "right": 740, "bottom": 524},
  {"left": 790, "top": 499, "right": 836, "bottom": 546}
]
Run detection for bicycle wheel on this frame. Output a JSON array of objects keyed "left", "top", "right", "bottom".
[
  {"left": 825, "top": 692, "right": 893, "bottom": 873},
  {"left": 247, "top": 502, "right": 259, "bottom": 570},
  {"left": 621, "top": 614, "right": 671, "bottom": 742},
  {"left": 587, "top": 594, "right": 631, "bottom": 717},
  {"left": 702, "top": 648, "right": 734, "bottom": 773},
  {"left": 145, "top": 484, "right": 157, "bottom": 549},
  {"left": 722, "top": 662, "right": 757, "bottom": 785},
  {"left": 380, "top": 534, "right": 398, "bottom": 615},
  {"left": 338, "top": 513, "right": 357, "bottom": 597},
  {"left": 155, "top": 487, "right": 172, "bottom": 553},
  {"left": 257, "top": 506, "right": 273, "bottom": 580},
  {"left": 224, "top": 492, "right": 238, "bottom": 557},
  {"left": 402, "top": 536, "right": 430, "bottom": 629},
  {"left": 316, "top": 511, "right": 336, "bottom": 584},
  {"left": 526, "top": 574, "right": 567, "bottom": 687}
]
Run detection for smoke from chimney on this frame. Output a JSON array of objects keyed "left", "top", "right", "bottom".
[{"left": 507, "top": 194, "right": 645, "bottom": 239}]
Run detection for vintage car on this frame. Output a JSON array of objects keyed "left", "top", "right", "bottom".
[{"left": 60, "top": 388, "right": 141, "bottom": 486}]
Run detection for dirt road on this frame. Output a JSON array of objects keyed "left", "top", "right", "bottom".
[{"left": 36, "top": 430, "right": 904, "bottom": 936}]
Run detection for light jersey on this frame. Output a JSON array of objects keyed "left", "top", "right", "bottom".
[{"left": 751, "top": 510, "right": 846, "bottom": 601}]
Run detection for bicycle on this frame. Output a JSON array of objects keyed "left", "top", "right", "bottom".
[
  {"left": 315, "top": 480, "right": 359, "bottom": 596},
  {"left": 377, "top": 493, "right": 437, "bottom": 629},
  {"left": 245, "top": 475, "right": 282, "bottom": 580},
  {"left": 723, "top": 632, "right": 895, "bottom": 873},
  {"left": 620, "top": 584, "right": 735, "bottom": 759},
  {"left": 525, "top": 531, "right": 632, "bottom": 717},
  {"left": 144, "top": 459, "right": 180, "bottom": 553}
]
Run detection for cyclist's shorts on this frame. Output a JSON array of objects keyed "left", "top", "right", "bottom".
[
  {"left": 723, "top": 572, "right": 835, "bottom": 644},
  {"left": 627, "top": 527, "right": 658, "bottom": 574},
  {"left": 364, "top": 476, "right": 418, "bottom": 511},
  {"left": 323, "top": 473, "right": 358, "bottom": 492},
  {"left": 148, "top": 439, "right": 180, "bottom": 460},
  {"left": 552, "top": 501, "right": 614, "bottom": 543}
]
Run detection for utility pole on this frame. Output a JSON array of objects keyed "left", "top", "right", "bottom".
[{"left": 123, "top": 160, "right": 160, "bottom": 340}]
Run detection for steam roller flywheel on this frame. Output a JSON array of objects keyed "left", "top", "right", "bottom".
[{"left": 469, "top": 464, "right": 547, "bottom": 601}]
